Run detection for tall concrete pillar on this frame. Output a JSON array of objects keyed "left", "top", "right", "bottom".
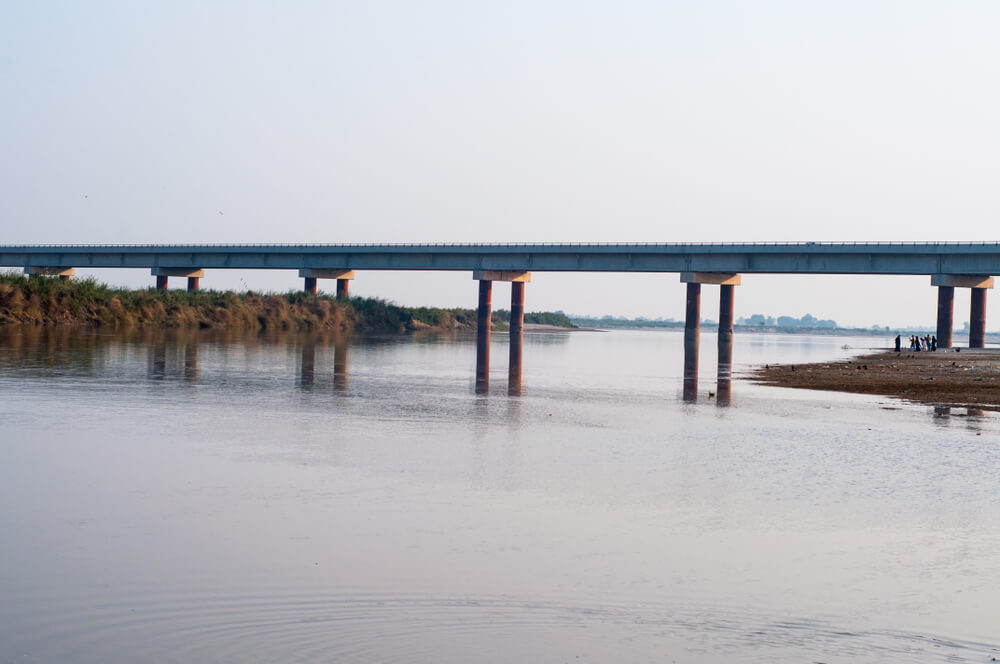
[
  {"left": 931, "top": 275, "right": 993, "bottom": 348},
  {"left": 936, "top": 285, "right": 955, "bottom": 349},
  {"left": 718, "top": 284, "right": 735, "bottom": 354},
  {"left": 337, "top": 279, "right": 350, "bottom": 298},
  {"left": 476, "top": 280, "right": 492, "bottom": 393},
  {"left": 717, "top": 283, "right": 735, "bottom": 407},
  {"left": 304, "top": 277, "right": 317, "bottom": 295},
  {"left": 970, "top": 288, "right": 987, "bottom": 348},
  {"left": 156, "top": 275, "right": 169, "bottom": 290},
  {"left": 187, "top": 277, "right": 200, "bottom": 292},
  {"left": 509, "top": 281, "right": 525, "bottom": 396},
  {"left": 683, "top": 282, "right": 700, "bottom": 402}
]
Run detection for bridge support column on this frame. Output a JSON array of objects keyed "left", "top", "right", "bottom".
[
  {"left": 24, "top": 267, "right": 75, "bottom": 281},
  {"left": 971, "top": 288, "right": 987, "bottom": 349},
  {"left": 472, "top": 270, "right": 531, "bottom": 395},
  {"left": 509, "top": 281, "right": 525, "bottom": 396},
  {"left": 931, "top": 275, "right": 993, "bottom": 348},
  {"left": 683, "top": 283, "right": 700, "bottom": 402},
  {"left": 717, "top": 283, "right": 737, "bottom": 407},
  {"left": 936, "top": 285, "right": 955, "bottom": 349},
  {"left": 297, "top": 269, "right": 354, "bottom": 296},
  {"left": 152, "top": 268, "right": 204, "bottom": 292},
  {"left": 476, "top": 279, "right": 492, "bottom": 393},
  {"left": 681, "top": 273, "right": 741, "bottom": 403}
]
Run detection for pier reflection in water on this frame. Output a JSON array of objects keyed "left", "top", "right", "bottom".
[
  {"left": 146, "top": 330, "right": 202, "bottom": 384},
  {"left": 932, "top": 405, "right": 987, "bottom": 432},
  {"left": 299, "top": 334, "right": 350, "bottom": 393}
]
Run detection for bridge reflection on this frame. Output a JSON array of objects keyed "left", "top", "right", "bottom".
[{"left": 299, "top": 335, "right": 349, "bottom": 393}]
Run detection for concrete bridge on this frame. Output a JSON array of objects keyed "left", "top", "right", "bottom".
[{"left": 3, "top": 242, "right": 998, "bottom": 398}]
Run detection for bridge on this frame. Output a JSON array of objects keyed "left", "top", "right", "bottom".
[
  {"left": 3, "top": 242, "right": 997, "bottom": 399},
  {"left": 4, "top": 241, "right": 1000, "bottom": 274}
]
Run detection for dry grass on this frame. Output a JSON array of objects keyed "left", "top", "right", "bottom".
[{"left": 0, "top": 272, "right": 531, "bottom": 333}]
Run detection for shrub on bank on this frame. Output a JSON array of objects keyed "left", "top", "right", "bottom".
[{"left": 0, "top": 272, "right": 574, "bottom": 332}]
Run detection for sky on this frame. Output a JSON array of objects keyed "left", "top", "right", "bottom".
[{"left": 2, "top": 1, "right": 1000, "bottom": 329}]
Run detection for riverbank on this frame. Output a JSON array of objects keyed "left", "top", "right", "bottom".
[
  {"left": 749, "top": 348, "right": 1000, "bottom": 411},
  {"left": 0, "top": 273, "right": 576, "bottom": 333}
]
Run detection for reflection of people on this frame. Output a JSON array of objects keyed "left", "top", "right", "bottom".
[{"left": 894, "top": 334, "right": 901, "bottom": 352}]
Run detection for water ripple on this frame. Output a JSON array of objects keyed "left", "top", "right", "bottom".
[{"left": 3, "top": 588, "right": 997, "bottom": 663}]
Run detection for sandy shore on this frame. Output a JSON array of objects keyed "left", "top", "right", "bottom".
[{"left": 748, "top": 348, "right": 1000, "bottom": 411}]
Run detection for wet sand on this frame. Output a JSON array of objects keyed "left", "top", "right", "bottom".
[{"left": 748, "top": 348, "right": 1000, "bottom": 411}]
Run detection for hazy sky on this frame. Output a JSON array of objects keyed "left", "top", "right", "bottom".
[{"left": 3, "top": 2, "right": 999, "bottom": 328}]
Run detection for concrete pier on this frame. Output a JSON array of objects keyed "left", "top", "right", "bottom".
[
  {"left": 931, "top": 275, "right": 993, "bottom": 348},
  {"left": 718, "top": 283, "right": 735, "bottom": 355},
  {"left": 717, "top": 283, "right": 735, "bottom": 407},
  {"left": 683, "top": 282, "right": 700, "bottom": 402},
  {"left": 936, "top": 285, "right": 955, "bottom": 349},
  {"left": 970, "top": 288, "right": 987, "bottom": 348},
  {"left": 471, "top": 271, "right": 530, "bottom": 395},
  {"left": 681, "top": 273, "right": 740, "bottom": 403},
  {"left": 509, "top": 281, "right": 525, "bottom": 396},
  {"left": 151, "top": 268, "right": 204, "bottom": 292},
  {"left": 476, "top": 279, "right": 492, "bottom": 393},
  {"left": 298, "top": 269, "right": 355, "bottom": 296}
]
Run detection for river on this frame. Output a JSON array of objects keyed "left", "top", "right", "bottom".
[{"left": 0, "top": 326, "right": 997, "bottom": 662}]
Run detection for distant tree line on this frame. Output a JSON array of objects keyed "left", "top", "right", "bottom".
[
  {"left": 737, "top": 313, "right": 837, "bottom": 329},
  {"left": 493, "top": 309, "right": 576, "bottom": 328}
]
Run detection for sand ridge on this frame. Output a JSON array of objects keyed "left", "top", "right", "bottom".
[{"left": 748, "top": 348, "right": 1000, "bottom": 411}]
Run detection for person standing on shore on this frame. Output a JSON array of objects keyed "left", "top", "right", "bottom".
[{"left": 894, "top": 334, "right": 901, "bottom": 352}]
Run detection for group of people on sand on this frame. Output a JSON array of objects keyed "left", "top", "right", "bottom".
[{"left": 894, "top": 334, "right": 937, "bottom": 352}]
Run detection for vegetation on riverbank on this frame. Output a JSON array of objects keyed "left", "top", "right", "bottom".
[{"left": 0, "top": 272, "right": 575, "bottom": 332}]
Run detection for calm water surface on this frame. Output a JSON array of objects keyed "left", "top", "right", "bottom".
[{"left": 0, "top": 327, "right": 998, "bottom": 663}]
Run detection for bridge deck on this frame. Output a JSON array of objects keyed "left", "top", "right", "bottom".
[{"left": 1, "top": 242, "right": 999, "bottom": 275}]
